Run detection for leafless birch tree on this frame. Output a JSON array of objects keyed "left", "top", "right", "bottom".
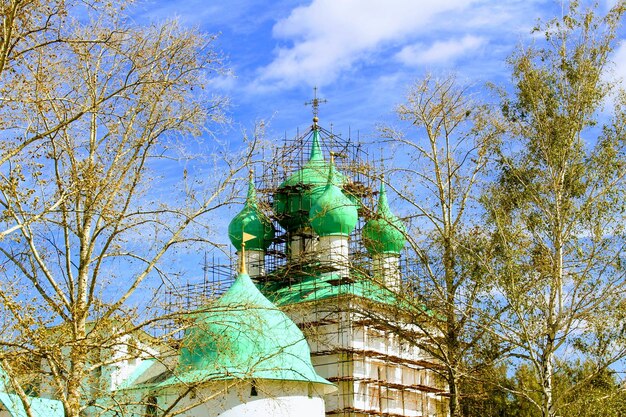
[
  {"left": 378, "top": 74, "right": 504, "bottom": 417},
  {"left": 0, "top": 3, "right": 254, "bottom": 417}
]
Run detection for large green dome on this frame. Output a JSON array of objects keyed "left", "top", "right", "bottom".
[
  {"left": 363, "top": 181, "right": 406, "bottom": 255},
  {"left": 228, "top": 178, "right": 275, "bottom": 251},
  {"left": 309, "top": 162, "right": 358, "bottom": 237},
  {"left": 273, "top": 129, "right": 345, "bottom": 231},
  {"left": 176, "top": 270, "right": 333, "bottom": 387}
]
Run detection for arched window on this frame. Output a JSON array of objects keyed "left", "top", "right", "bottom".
[{"left": 145, "top": 395, "right": 158, "bottom": 417}]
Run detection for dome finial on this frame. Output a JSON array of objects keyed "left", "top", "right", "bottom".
[
  {"left": 326, "top": 152, "right": 335, "bottom": 184},
  {"left": 378, "top": 177, "right": 391, "bottom": 216},
  {"left": 309, "top": 129, "right": 324, "bottom": 162},
  {"left": 245, "top": 171, "right": 258, "bottom": 207},
  {"left": 240, "top": 242, "right": 247, "bottom": 275}
]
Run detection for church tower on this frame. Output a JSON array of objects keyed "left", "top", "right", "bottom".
[{"left": 247, "top": 102, "right": 450, "bottom": 416}]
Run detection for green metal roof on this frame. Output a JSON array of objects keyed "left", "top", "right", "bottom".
[
  {"left": 228, "top": 178, "right": 275, "bottom": 251},
  {"left": 363, "top": 181, "right": 407, "bottom": 254},
  {"left": 0, "top": 393, "right": 64, "bottom": 417},
  {"left": 273, "top": 129, "right": 346, "bottom": 231},
  {"left": 259, "top": 265, "right": 397, "bottom": 306},
  {"left": 0, "top": 368, "right": 63, "bottom": 417},
  {"left": 156, "top": 271, "right": 333, "bottom": 389},
  {"left": 115, "top": 358, "right": 157, "bottom": 391},
  {"left": 309, "top": 162, "right": 358, "bottom": 237}
]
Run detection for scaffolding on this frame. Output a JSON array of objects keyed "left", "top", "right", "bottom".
[
  {"left": 254, "top": 123, "right": 380, "bottom": 279},
  {"left": 283, "top": 292, "right": 449, "bottom": 417},
  {"left": 159, "top": 119, "right": 449, "bottom": 416},
  {"left": 155, "top": 252, "right": 235, "bottom": 339},
  {"left": 257, "top": 123, "right": 448, "bottom": 417}
]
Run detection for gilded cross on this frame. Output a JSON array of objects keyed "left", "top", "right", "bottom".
[{"left": 304, "top": 86, "right": 327, "bottom": 120}]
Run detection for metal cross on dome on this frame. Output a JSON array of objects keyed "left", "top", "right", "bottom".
[{"left": 304, "top": 87, "right": 327, "bottom": 123}]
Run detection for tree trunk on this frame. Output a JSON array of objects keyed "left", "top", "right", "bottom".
[
  {"left": 67, "top": 341, "right": 86, "bottom": 417},
  {"left": 540, "top": 349, "right": 555, "bottom": 417},
  {"left": 448, "top": 368, "right": 463, "bottom": 417}
]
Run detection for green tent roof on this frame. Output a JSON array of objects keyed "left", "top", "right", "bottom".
[
  {"left": 363, "top": 181, "right": 407, "bottom": 254},
  {"left": 0, "top": 368, "right": 63, "bottom": 417},
  {"left": 256, "top": 261, "right": 434, "bottom": 319},
  {"left": 262, "top": 273, "right": 387, "bottom": 306},
  {"left": 228, "top": 177, "right": 275, "bottom": 251},
  {"left": 155, "top": 271, "right": 333, "bottom": 390}
]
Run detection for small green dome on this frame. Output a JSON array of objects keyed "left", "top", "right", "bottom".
[
  {"left": 309, "top": 162, "right": 358, "bottom": 237},
  {"left": 273, "top": 130, "right": 345, "bottom": 231},
  {"left": 363, "top": 181, "right": 406, "bottom": 254},
  {"left": 228, "top": 178, "right": 275, "bottom": 251},
  {"left": 177, "top": 270, "right": 333, "bottom": 387}
]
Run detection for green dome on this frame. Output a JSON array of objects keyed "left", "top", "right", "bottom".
[
  {"left": 273, "top": 129, "right": 345, "bottom": 231},
  {"left": 229, "top": 178, "right": 275, "bottom": 251},
  {"left": 309, "top": 162, "right": 358, "bottom": 237},
  {"left": 176, "top": 271, "right": 333, "bottom": 387},
  {"left": 363, "top": 181, "right": 406, "bottom": 254}
]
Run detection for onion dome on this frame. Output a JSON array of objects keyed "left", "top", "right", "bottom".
[
  {"left": 363, "top": 180, "right": 407, "bottom": 255},
  {"left": 228, "top": 176, "right": 275, "bottom": 251},
  {"left": 309, "top": 158, "right": 358, "bottom": 237},
  {"left": 176, "top": 267, "right": 334, "bottom": 390},
  {"left": 273, "top": 129, "right": 345, "bottom": 231}
]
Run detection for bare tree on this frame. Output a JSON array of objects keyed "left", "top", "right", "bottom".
[
  {"left": 485, "top": 2, "right": 626, "bottom": 416},
  {"left": 0, "top": 0, "right": 165, "bottom": 239},
  {"left": 1, "top": 0, "right": 108, "bottom": 167},
  {"left": 0, "top": 4, "right": 255, "bottom": 417},
  {"left": 378, "top": 74, "right": 504, "bottom": 417}
]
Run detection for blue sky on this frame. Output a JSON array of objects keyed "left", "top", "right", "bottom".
[
  {"left": 132, "top": 0, "right": 626, "bottom": 141},
  {"left": 120, "top": 0, "right": 626, "bottom": 287}
]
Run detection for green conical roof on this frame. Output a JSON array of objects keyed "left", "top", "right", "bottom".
[
  {"left": 309, "top": 160, "right": 358, "bottom": 237},
  {"left": 273, "top": 129, "right": 345, "bottom": 231},
  {"left": 229, "top": 177, "right": 275, "bottom": 251},
  {"left": 363, "top": 181, "right": 406, "bottom": 254},
  {"left": 173, "top": 270, "right": 333, "bottom": 388}
]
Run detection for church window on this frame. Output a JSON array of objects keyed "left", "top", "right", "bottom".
[{"left": 145, "top": 395, "right": 158, "bottom": 417}]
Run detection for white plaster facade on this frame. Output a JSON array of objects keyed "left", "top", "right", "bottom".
[
  {"left": 149, "top": 380, "right": 327, "bottom": 417},
  {"left": 286, "top": 299, "right": 449, "bottom": 417}
]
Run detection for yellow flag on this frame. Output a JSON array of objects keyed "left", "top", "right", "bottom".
[{"left": 242, "top": 232, "right": 256, "bottom": 243}]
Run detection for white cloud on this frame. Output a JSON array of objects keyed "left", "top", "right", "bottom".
[
  {"left": 395, "top": 35, "right": 487, "bottom": 66},
  {"left": 208, "top": 74, "right": 238, "bottom": 92},
  {"left": 610, "top": 41, "right": 626, "bottom": 83},
  {"left": 256, "top": 0, "right": 475, "bottom": 88}
]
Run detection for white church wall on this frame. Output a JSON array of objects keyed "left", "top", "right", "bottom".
[
  {"left": 244, "top": 250, "right": 265, "bottom": 277},
  {"left": 318, "top": 236, "right": 350, "bottom": 278},
  {"left": 321, "top": 379, "right": 353, "bottom": 414},
  {"left": 156, "top": 380, "right": 326, "bottom": 417},
  {"left": 38, "top": 331, "right": 160, "bottom": 402},
  {"left": 288, "top": 230, "right": 318, "bottom": 261},
  {"left": 311, "top": 353, "right": 346, "bottom": 379},
  {"left": 280, "top": 290, "right": 449, "bottom": 416}
]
